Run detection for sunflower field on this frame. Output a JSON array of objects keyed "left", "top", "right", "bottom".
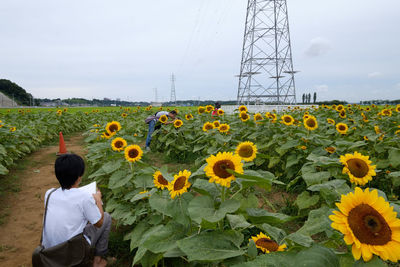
[{"left": 2, "top": 104, "right": 400, "bottom": 266}]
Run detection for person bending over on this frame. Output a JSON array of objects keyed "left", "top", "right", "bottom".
[
  {"left": 145, "top": 110, "right": 177, "bottom": 150},
  {"left": 42, "top": 154, "right": 111, "bottom": 267}
]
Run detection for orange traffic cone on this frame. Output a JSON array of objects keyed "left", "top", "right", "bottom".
[{"left": 57, "top": 132, "right": 68, "bottom": 156}]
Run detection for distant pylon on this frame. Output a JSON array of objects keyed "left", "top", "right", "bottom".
[
  {"left": 237, "top": 0, "right": 298, "bottom": 105},
  {"left": 170, "top": 73, "right": 177, "bottom": 105},
  {"left": 153, "top": 88, "right": 158, "bottom": 102}
]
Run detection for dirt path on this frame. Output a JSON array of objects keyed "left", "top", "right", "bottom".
[{"left": 0, "top": 134, "right": 87, "bottom": 267}]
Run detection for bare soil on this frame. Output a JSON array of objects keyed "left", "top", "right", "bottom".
[{"left": 0, "top": 134, "right": 86, "bottom": 267}]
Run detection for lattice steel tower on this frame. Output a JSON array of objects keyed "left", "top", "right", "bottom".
[
  {"left": 170, "top": 73, "right": 177, "bottom": 105},
  {"left": 237, "top": 0, "right": 297, "bottom": 105}
]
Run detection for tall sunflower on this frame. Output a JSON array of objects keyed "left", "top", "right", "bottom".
[
  {"left": 102, "top": 131, "right": 115, "bottom": 139},
  {"left": 168, "top": 170, "right": 191, "bottom": 199},
  {"left": 238, "top": 105, "right": 248, "bottom": 113},
  {"left": 395, "top": 105, "right": 400, "bottom": 113},
  {"left": 336, "top": 123, "right": 348, "bottom": 134},
  {"left": 121, "top": 113, "right": 128, "bottom": 118},
  {"left": 303, "top": 116, "right": 318, "bottom": 131},
  {"left": 159, "top": 115, "right": 168, "bottom": 124},
  {"left": 213, "top": 121, "right": 221, "bottom": 128},
  {"left": 340, "top": 151, "right": 376, "bottom": 186},
  {"left": 153, "top": 171, "right": 169, "bottom": 190},
  {"left": 336, "top": 104, "right": 344, "bottom": 112},
  {"left": 235, "top": 141, "right": 257, "bottom": 162},
  {"left": 281, "top": 115, "right": 294, "bottom": 126},
  {"left": 124, "top": 145, "right": 143, "bottom": 163},
  {"left": 325, "top": 146, "right": 336, "bottom": 154},
  {"left": 330, "top": 187, "right": 400, "bottom": 262},
  {"left": 239, "top": 112, "right": 250, "bottom": 122},
  {"left": 198, "top": 106, "right": 206, "bottom": 114},
  {"left": 106, "top": 121, "right": 121, "bottom": 134},
  {"left": 374, "top": 125, "right": 381, "bottom": 134},
  {"left": 217, "top": 109, "right": 224, "bottom": 116},
  {"left": 111, "top": 137, "right": 127, "bottom": 152},
  {"left": 219, "top": 123, "right": 230, "bottom": 133},
  {"left": 204, "top": 152, "right": 243, "bottom": 187},
  {"left": 203, "top": 122, "right": 214, "bottom": 132},
  {"left": 185, "top": 114, "right": 193, "bottom": 120},
  {"left": 339, "top": 110, "right": 346, "bottom": 119},
  {"left": 250, "top": 232, "right": 287, "bottom": 253},
  {"left": 382, "top": 109, "right": 392, "bottom": 117},
  {"left": 205, "top": 105, "right": 214, "bottom": 113},
  {"left": 254, "top": 113, "right": 264, "bottom": 122},
  {"left": 174, "top": 119, "right": 183, "bottom": 128}
]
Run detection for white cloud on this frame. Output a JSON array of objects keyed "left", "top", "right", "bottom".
[
  {"left": 368, "top": 72, "right": 382, "bottom": 78},
  {"left": 304, "top": 37, "right": 332, "bottom": 57},
  {"left": 314, "top": 84, "right": 329, "bottom": 92}
]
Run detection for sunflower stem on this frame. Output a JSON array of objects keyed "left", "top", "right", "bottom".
[{"left": 221, "top": 186, "right": 226, "bottom": 203}]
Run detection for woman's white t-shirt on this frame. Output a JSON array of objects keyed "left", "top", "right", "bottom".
[{"left": 42, "top": 187, "right": 102, "bottom": 249}]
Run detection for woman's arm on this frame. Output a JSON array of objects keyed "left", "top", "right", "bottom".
[{"left": 92, "top": 190, "right": 104, "bottom": 228}]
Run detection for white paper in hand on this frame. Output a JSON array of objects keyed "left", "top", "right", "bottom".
[{"left": 79, "top": 181, "right": 97, "bottom": 195}]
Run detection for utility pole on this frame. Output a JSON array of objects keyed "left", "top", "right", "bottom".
[
  {"left": 170, "top": 73, "right": 177, "bottom": 106},
  {"left": 237, "top": 0, "right": 298, "bottom": 105},
  {"left": 154, "top": 88, "right": 158, "bottom": 103}
]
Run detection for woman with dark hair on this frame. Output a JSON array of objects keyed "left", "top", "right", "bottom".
[{"left": 212, "top": 102, "right": 221, "bottom": 116}]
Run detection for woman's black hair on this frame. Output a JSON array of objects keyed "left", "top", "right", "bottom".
[
  {"left": 55, "top": 154, "right": 85, "bottom": 189},
  {"left": 215, "top": 102, "right": 221, "bottom": 109}
]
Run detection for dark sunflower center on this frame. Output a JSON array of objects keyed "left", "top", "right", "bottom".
[
  {"left": 174, "top": 176, "right": 186, "bottom": 190},
  {"left": 115, "top": 141, "right": 124, "bottom": 148},
  {"left": 128, "top": 149, "right": 139, "bottom": 158},
  {"left": 239, "top": 145, "right": 253, "bottom": 158},
  {"left": 306, "top": 119, "right": 316, "bottom": 128},
  {"left": 109, "top": 124, "right": 118, "bottom": 132},
  {"left": 284, "top": 116, "right": 292, "bottom": 123},
  {"left": 348, "top": 204, "right": 392, "bottom": 245},
  {"left": 176, "top": 121, "right": 182, "bottom": 126},
  {"left": 213, "top": 160, "right": 234, "bottom": 178},
  {"left": 255, "top": 238, "right": 279, "bottom": 252},
  {"left": 346, "top": 159, "right": 369, "bottom": 178},
  {"left": 255, "top": 115, "right": 262, "bottom": 120},
  {"left": 339, "top": 125, "right": 346, "bottom": 131},
  {"left": 241, "top": 114, "right": 248, "bottom": 119},
  {"left": 220, "top": 126, "right": 227, "bottom": 131},
  {"left": 199, "top": 108, "right": 205, "bottom": 113},
  {"left": 158, "top": 175, "right": 168, "bottom": 185}
]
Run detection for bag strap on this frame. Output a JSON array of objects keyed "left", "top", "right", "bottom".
[{"left": 40, "top": 188, "right": 58, "bottom": 245}]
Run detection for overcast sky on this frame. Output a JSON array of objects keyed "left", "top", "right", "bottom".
[{"left": 1, "top": 0, "right": 399, "bottom": 102}]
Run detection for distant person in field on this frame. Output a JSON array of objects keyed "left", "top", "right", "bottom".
[
  {"left": 145, "top": 110, "right": 177, "bottom": 150},
  {"left": 42, "top": 154, "right": 111, "bottom": 267},
  {"left": 212, "top": 102, "right": 221, "bottom": 116}
]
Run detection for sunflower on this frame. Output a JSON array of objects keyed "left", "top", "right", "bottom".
[
  {"left": 339, "top": 110, "right": 346, "bottom": 119},
  {"left": 300, "top": 145, "right": 307, "bottom": 150},
  {"left": 364, "top": 136, "right": 369, "bottom": 141},
  {"left": 254, "top": 113, "right": 264, "bottom": 122},
  {"left": 204, "top": 152, "right": 244, "bottom": 187},
  {"left": 213, "top": 121, "right": 221, "bottom": 128},
  {"left": 374, "top": 125, "right": 381, "bottom": 134},
  {"left": 111, "top": 137, "right": 127, "bottom": 152},
  {"left": 106, "top": 121, "right": 121, "bottom": 134},
  {"left": 238, "top": 105, "right": 248, "bottom": 113},
  {"left": 217, "top": 109, "right": 224, "bottom": 116},
  {"left": 168, "top": 170, "right": 191, "bottom": 199},
  {"left": 185, "top": 114, "right": 193, "bottom": 120},
  {"left": 250, "top": 232, "right": 287, "bottom": 253},
  {"left": 198, "top": 106, "right": 206, "bottom": 114},
  {"left": 159, "top": 115, "right": 168, "bottom": 124},
  {"left": 382, "top": 109, "right": 392, "bottom": 117},
  {"left": 101, "top": 131, "right": 115, "bottom": 139},
  {"left": 396, "top": 105, "right": 400, "bottom": 113},
  {"left": 153, "top": 171, "right": 169, "bottom": 190},
  {"left": 269, "top": 113, "right": 277, "bottom": 122},
  {"left": 203, "top": 122, "right": 214, "bottom": 132},
  {"left": 281, "top": 115, "right": 294, "bottom": 126},
  {"left": 219, "top": 123, "right": 230, "bottom": 133},
  {"left": 239, "top": 111, "right": 250, "bottom": 122},
  {"left": 340, "top": 151, "right": 376, "bottom": 186},
  {"left": 325, "top": 147, "right": 336, "bottom": 154},
  {"left": 9, "top": 127, "right": 16, "bottom": 132},
  {"left": 336, "top": 104, "right": 344, "bottom": 112},
  {"left": 121, "top": 113, "right": 128, "bottom": 118},
  {"left": 303, "top": 116, "right": 318, "bottom": 131},
  {"left": 336, "top": 123, "right": 348, "bottom": 134},
  {"left": 329, "top": 187, "right": 400, "bottom": 262},
  {"left": 124, "top": 145, "right": 143, "bottom": 163},
  {"left": 235, "top": 141, "right": 257, "bottom": 162},
  {"left": 327, "top": 118, "right": 335, "bottom": 125},
  {"left": 205, "top": 105, "right": 214, "bottom": 113},
  {"left": 395, "top": 130, "right": 400, "bottom": 136},
  {"left": 174, "top": 119, "right": 183, "bottom": 128}
]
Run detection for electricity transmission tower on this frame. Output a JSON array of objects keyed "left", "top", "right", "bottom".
[
  {"left": 237, "top": 0, "right": 297, "bottom": 105},
  {"left": 170, "top": 73, "right": 177, "bottom": 105}
]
